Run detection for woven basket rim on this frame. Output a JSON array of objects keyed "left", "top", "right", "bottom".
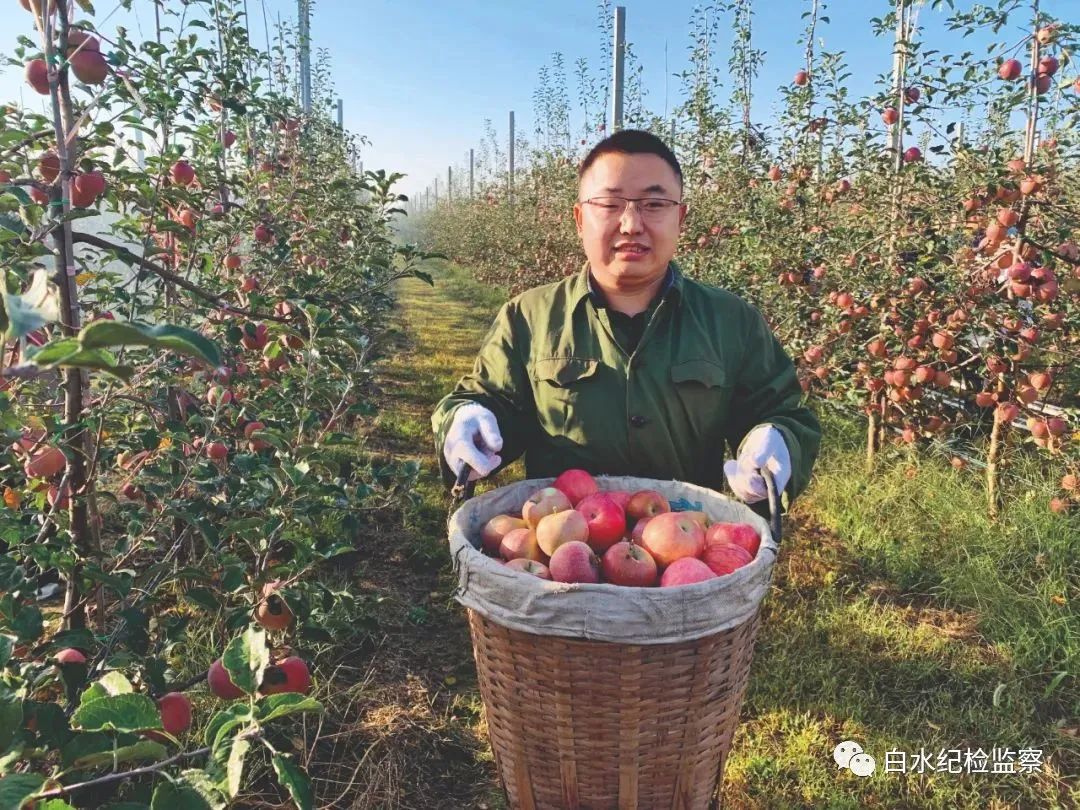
[{"left": 448, "top": 475, "right": 779, "bottom": 644}]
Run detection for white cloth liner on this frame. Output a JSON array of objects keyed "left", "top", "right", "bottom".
[{"left": 448, "top": 476, "right": 779, "bottom": 645}]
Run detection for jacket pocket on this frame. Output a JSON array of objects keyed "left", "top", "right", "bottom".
[
  {"left": 531, "top": 357, "right": 599, "bottom": 387},
  {"left": 671, "top": 359, "right": 727, "bottom": 388},
  {"left": 670, "top": 359, "right": 732, "bottom": 444},
  {"left": 530, "top": 357, "right": 600, "bottom": 439}
]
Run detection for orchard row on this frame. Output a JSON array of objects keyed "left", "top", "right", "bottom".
[{"left": 0, "top": 1, "right": 430, "bottom": 807}]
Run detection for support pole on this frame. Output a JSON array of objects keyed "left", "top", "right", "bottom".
[
  {"left": 611, "top": 6, "right": 626, "bottom": 133},
  {"left": 298, "top": 0, "right": 311, "bottom": 113}
]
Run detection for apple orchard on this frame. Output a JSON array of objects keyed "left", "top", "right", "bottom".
[
  {"left": 0, "top": 0, "right": 1078, "bottom": 807},
  {"left": 0, "top": 0, "right": 434, "bottom": 807}
]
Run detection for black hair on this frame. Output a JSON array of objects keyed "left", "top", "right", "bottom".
[{"left": 578, "top": 129, "right": 683, "bottom": 194}]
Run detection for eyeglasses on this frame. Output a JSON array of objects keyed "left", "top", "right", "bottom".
[{"left": 579, "top": 196, "right": 683, "bottom": 219}]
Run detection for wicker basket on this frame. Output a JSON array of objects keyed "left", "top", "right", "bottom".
[{"left": 449, "top": 474, "right": 781, "bottom": 810}]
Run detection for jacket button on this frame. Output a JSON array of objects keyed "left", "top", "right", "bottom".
[{"left": 629, "top": 415, "right": 648, "bottom": 428}]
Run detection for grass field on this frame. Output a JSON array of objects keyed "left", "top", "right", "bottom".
[{"left": 286, "top": 258, "right": 1077, "bottom": 809}]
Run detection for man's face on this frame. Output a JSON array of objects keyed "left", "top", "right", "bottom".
[{"left": 573, "top": 151, "right": 687, "bottom": 290}]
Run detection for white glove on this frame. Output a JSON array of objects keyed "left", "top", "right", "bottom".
[
  {"left": 723, "top": 425, "right": 791, "bottom": 504},
  {"left": 443, "top": 403, "right": 503, "bottom": 482}
]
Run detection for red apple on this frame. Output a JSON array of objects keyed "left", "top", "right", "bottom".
[
  {"left": 207, "top": 658, "right": 245, "bottom": 699},
  {"left": 261, "top": 657, "right": 311, "bottom": 695},
  {"left": 241, "top": 322, "right": 268, "bottom": 351},
  {"left": 606, "top": 490, "right": 632, "bottom": 511},
  {"left": 626, "top": 489, "right": 670, "bottom": 522},
  {"left": 535, "top": 509, "right": 589, "bottom": 557},
  {"left": 660, "top": 557, "right": 717, "bottom": 587},
  {"left": 24, "top": 446, "right": 65, "bottom": 478},
  {"left": 998, "top": 59, "right": 1022, "bottom": 81},
  {"left": 205, "top": 442, "right": 228, "bottom": 461},
  {"left": 480, "top": 514, "right": 527, "bottom": 555},
  {"left": 705, "top": 523, "right": 761, "bottom": 558},
  {"left": 548, "top": 541, "right": 600, "bottom": 584},
  {"left": 26, "top": 59, "right": 50, "bottom": 95},
  {"left": 881, "top": 107, "right": 898, "bottom": 125},
  {"left": 170, "top": 160, "right": 195, "bottom": 186},
  {"left": 504, "top": 558, "right": 551, "bottom": 579},
  {"left": 158, "top": 692, "right": 192, "bottom": 735},
  {"left": 575, "top": 492, "right": 626, "bottom": 552},
  {"left": 702, "top": 542, "right": 754, "bottom": 576},
  {"left": 71, "top": 50, "right": 108, "bottom": 84},
  {"left": 640, "top": 512, "right": 705, "bottom": 569},
  {"left": 630, "top": 516, "right": 652, "bottom": 543},
  {"left": 54, "top": 648, "right": 86, "bottom": 665},
  {"left": 793, "top": 69, "right": 809, "bottom": 86},
  {"left": 499, "top": 527, "right": 543, "bottom": 562},
  {"left": 74, "top": 170, "right": 106, "bottom": 198},
  {"left": 522, "top": 487, "right": 572, "bottom": 528},
  {"left": 552, "top": 468, "right": 598, "bottom": 506},
  {"left": 601, "top": 541, "right": 658, "bottom": 587}
]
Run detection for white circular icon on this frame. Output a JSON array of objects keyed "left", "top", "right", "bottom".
[
  {"left": 832, "top": 740, "right": 863, "bottom": 769},
  {"left": 849, "top": 752, "right": 877, "bottom": 777}
]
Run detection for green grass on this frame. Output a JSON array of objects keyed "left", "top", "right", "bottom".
[{"left": 325, "top": 258, "right": 1077, "bottom": 809}]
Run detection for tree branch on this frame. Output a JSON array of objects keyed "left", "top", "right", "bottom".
[
  {"left": 35, "top": 729, "right": 263, "bottom": 799},
  {"left": 70, "top": 231, "right": 288, "bottom": 322},
  {"left": 0, "top": 129, "right": 53, "bottom": 162},
  {"left": 1020, "top": 235, "right": 1080, "bottom": 267}
]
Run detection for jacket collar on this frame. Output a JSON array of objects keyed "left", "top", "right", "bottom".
[{"left": 570, "top": 258, "right": 684, "bottom": 311}]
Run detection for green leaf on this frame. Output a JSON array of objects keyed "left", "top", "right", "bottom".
[
  {"left": 0, "top": 691, "right": 22, "bottom": 751},
  {"left": 74, "top": 0, "right": 95, "bottom": 12},
  {"left": 221, "top": 734, "right": 250, "bottom": 797},
  {"left": 221, "top": 626, "right": 268, "bottom": 695},
  {"left": 80, "top": 671, "right": 134, "bottom": 705},
  {"left": 255, "top": 693, "right": 322, "bottom": 724},
  {"left": 0, "top": 635, "right": 13, "bottom": 668},
  {"left": 0, "top": 213, "right": 25, "bottom": 235},
  {"left": 0, "top": 773, "right": 44, "bottom": 809},
  {"left": 72, "top": 738, "right": 167, "bottom": 769},
  {"left": 183, "top": 587, "right": 220, "bottom": 613},
  {"left": 77, "top": 321, "right": 221, "bottom": 368},
  {"left": 71, "top": 693, "right": 162, "bottom": 733},
  {"left": 4, "top": 268, "right": 60, "bottom": 341},
  {"left": 27, "top": 341, "right": 134, "bottom": 381},
  {"left": 204, "top": 704, "right": 252, "bottom": 750},
  {"left": 272, "top": 754, "right": 313, "bottom": 810},
  {"left": 150, "top": 770, "right": 226, "bottom": 810},
  {"left": 37, "top": 800, "right": 76, "bottom": 810}
]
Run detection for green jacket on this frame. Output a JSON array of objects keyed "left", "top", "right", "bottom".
[{"left": 431, "top": 259, "right": 821, "bottom": 517}]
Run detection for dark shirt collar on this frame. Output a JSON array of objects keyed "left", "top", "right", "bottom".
[{"left": 586, "top": 263, "right": 676, "bottom": 314}]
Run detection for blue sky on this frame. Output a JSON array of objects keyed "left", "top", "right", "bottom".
[{"left": 1, "top": 1, "right": 1074, "bottom": 206}]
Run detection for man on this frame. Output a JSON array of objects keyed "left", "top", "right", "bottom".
[{"left": 431, "top": 129, "right": 820, "bottom": 518}]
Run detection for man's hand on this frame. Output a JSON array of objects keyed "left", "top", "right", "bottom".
[
  {"left": 723, "top": 425, "right": 791, "bottom": 504},
  {"left": 443, "top": 403, "right": 503, "bottom": 482}
]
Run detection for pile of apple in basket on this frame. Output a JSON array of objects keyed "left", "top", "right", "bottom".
[{"left": 479, "top": 469, "right": 760, "bottom": 587}]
